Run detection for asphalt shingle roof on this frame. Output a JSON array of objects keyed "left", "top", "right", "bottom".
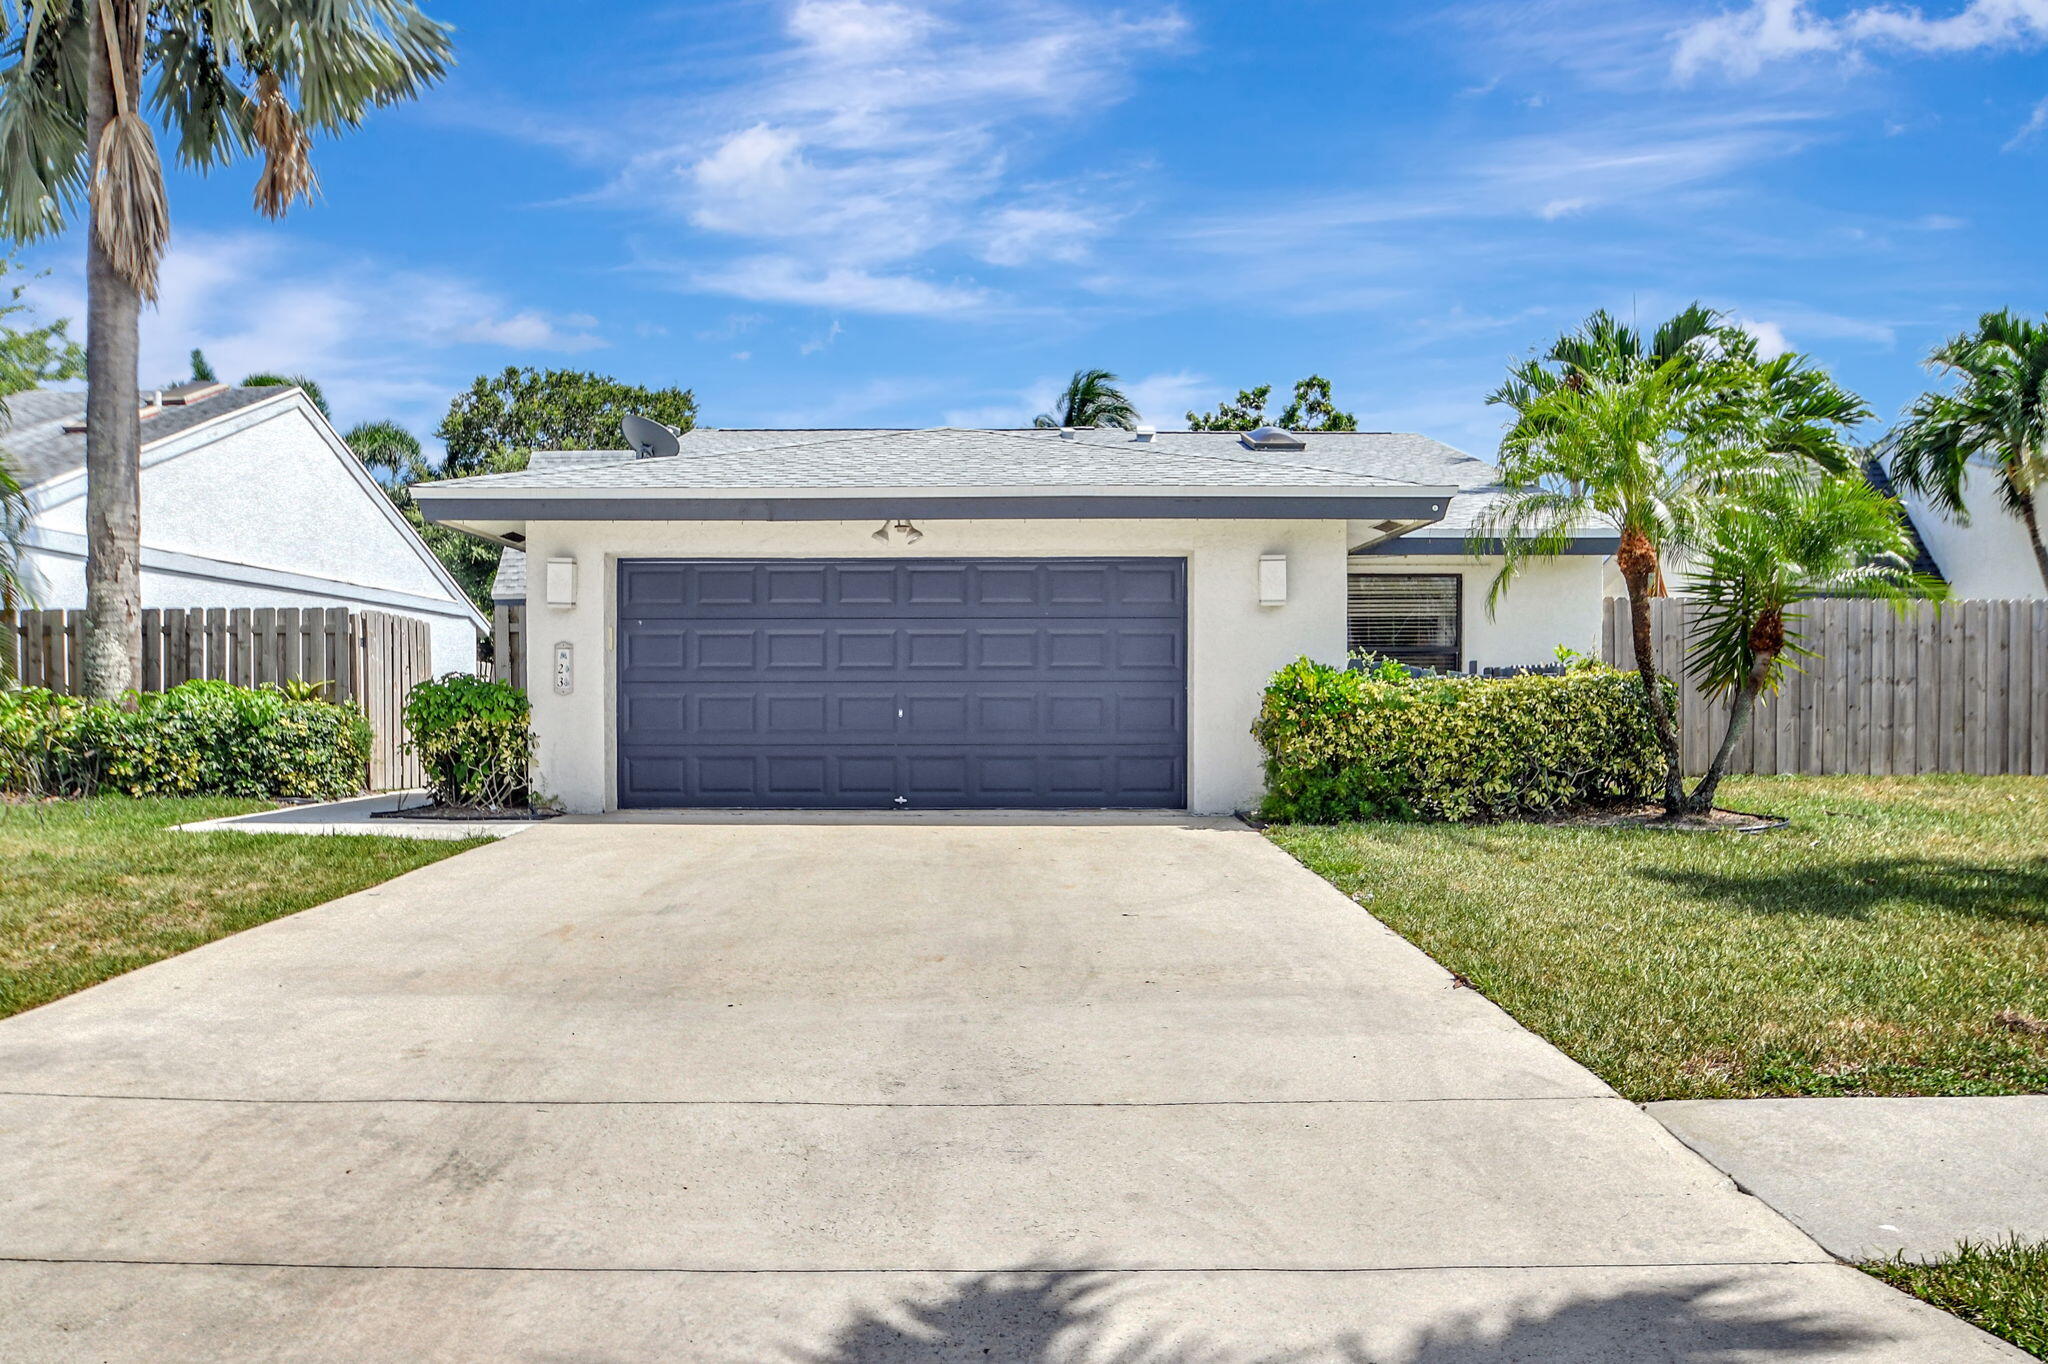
[
  {"left": 0, "top": 386, "right": 290, "bottom": 489},
  {"left": 431, "top": 427, "right": 1460, "bottom": 494}
]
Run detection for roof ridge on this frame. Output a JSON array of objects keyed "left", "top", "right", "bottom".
[{"left": 975, "top": 426, "right": 1435, "bottom": 488}]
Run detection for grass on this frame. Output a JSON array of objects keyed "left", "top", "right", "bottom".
[
  {"left": 0, "top": 796, "right": 486, "bottom": 1019},
  {"left": 1267, "top": 776, "right": 2048, "bottom": 1101},
  {"left": 1864, "top": 1238, "right": 2048, "bottom": 1358}
]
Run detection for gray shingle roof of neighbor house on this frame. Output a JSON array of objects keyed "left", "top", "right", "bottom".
[{"left": 0, "top": 385, "right": 288, "bottom": 489}]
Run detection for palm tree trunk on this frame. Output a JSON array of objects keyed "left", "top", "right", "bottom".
[
  {"left": 80, "top": 6, "right": 143, "bottom": 701},
  {"left": 1684, "top": 648, "right": 1774, "bottom": 815},
  {"left": 1619, "top": 532, "right": 1683, "bottom": 813},
  {"left": 2015, "top": 487, "right": 2048, "bottom": 596}
]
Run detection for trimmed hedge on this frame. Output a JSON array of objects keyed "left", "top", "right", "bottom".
[
  {"left": 0, "top": 680, "right": 371, "bottom": 800},
  {"left": 402, "top": 673, "right": 533, "bottom": 810},
  {"left": 1252, "top": 656, "right": 1666, "bottom": 822}
]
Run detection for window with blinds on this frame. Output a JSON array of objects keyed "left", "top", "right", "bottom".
[{"left": 1347, "top": 573, "right": 1462, "bottom": 670}]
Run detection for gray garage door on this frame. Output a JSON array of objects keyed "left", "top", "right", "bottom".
[{"left": 616, "top": 558, "right": 1187, "bottom": 809}]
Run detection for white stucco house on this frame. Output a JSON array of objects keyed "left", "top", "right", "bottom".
[
  {"left": 1880, "top": 454, "right": 2046, "bottom": 601},
  {"left": 2, "top": 381, "right": 487, "bottom": 672},
  {"left": 419, "top": 425, "right": 1612, "bottom": 815}
]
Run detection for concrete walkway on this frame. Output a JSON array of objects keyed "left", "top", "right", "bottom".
[
  {"left": 0, "top": 815, "right": 2021, "bottom": 1360},
  {"left": 1652, "top": 1097, "right": 2048, "bottom": 1262}
]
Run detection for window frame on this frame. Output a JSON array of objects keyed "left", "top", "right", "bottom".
[{"left": 1345, "top": 571, "right": 1464, "bottom": 672}]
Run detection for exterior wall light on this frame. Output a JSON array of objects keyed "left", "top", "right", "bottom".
[
  {"left": 1258, "top": 553, "right": 1288, "bottom": 606},
  {"left": 545, "top": 556, "right": 578, "bottom": 608}
]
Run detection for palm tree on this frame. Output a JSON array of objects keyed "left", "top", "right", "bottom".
[
  {"left": 343, "top": 417, "right": 426, "bottom": 484},
  {"left": 1481, "top": 306, "right": 1735, "bottom": 812},
  {"left": 1888, "top": 310, "right": 2048, "bottom": 593},
  {"left": 242, "top": 371, "right": 330, "bottom": 418},
  {"left": 1682, "top": 466, "right": 1942, "bottom": 813},
  {"left": 1033, "top": 369, "right": 1137, "bottom": 430},
  {"left": 0, "top": 2, "right": 452, "bottom": 698}
]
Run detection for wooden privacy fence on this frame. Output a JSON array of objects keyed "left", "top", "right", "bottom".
[
  {"left": 1603, "top": 597, "right": 2048, "bottom": 777},
  {"left": 4, "top": 607, "right": 431, "bottom": 790}
]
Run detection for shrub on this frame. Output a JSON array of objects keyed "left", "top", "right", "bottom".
[
  {"left": 1252, "top": 656, "right": 1667, "bottom": 822},
  {"left": 402, "top": 673, "right": 532, "bottom": 809},
  {"left": 0, "top": 681, "right": 371, "bottom": 800}
]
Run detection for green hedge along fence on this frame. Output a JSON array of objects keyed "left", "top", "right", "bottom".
[
  {"left": 0, "top": 680, "right": 373, "bottom": 801},
  {"left": 1252, "top": 656, "right": 1667, "bottom": 822}
]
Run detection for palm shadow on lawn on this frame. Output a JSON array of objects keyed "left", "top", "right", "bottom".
[
  {"left": 1636, "top": 857, "right": 2048, "bottom": 924},
  {"left": 779, "top": 1268, "right": 1883, "bottom": 1362}
]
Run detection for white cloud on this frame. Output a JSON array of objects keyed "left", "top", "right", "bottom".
[
  {"left": 581, "top": 0, "right": 1186, "bottom": 313},
  {"left": 1739, "top": 318, "right": 1793, "bottom": 357},
  {"left": 2005, "top": 95, "right": 2048, "bottom": 148},
  {"left": 1124, "top": 370, "right": 1213, "bottom": 426},
  {"left": 692, "top": 257, "right": 990, "bottom": 315},
  {"left": 29, "top": 233, "right": 608, "bottom": 437},
  {"left": 1676, "top": 0, "right": 2048, "bottom": 79}
]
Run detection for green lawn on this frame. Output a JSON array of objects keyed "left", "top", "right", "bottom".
[
  {"left": 1267, "top": 776, "right": 2048, "bottom": 1101},
  {"left": 0, "top": 797, "right": 486, "bottom": 1018},
  {"left": 1865, "top": 1238, "right": 2048, "bottom": 1359}
]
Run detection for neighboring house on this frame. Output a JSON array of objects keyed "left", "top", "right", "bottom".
[
  {"left": 2, "top": 382, "right": 487, "bottom": 674},
  {"left": 1876, "top": 448, "right": 2045, "bottom": 601},
  {"left": 422, "top": 425, "right": 1611, "bottom": 815}
]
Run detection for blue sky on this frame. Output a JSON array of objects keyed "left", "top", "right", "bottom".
[{"left": 16, "top": 0, "right": 2048, "bottom": 459}]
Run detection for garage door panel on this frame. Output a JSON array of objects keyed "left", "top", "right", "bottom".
[{"left": 617, "top": 559, "right": 1185, "bottom": 809}]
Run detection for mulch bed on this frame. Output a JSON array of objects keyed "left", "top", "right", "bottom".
[{"left": 368, "top": 804, "right": 560, "bottom": 823}]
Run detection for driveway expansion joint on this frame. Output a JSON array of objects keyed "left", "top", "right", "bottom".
[{"left": 0, "top": 1089, "right": 1623, "bottom": 1107}]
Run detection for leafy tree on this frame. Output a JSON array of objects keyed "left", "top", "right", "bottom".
[
  {"left": 1032, "top": 369, "right": 1136, "bottom": 431},
  {"left": 1, "top": 255, "right": 84, "bottom": 632},
  {"left": 187, "top": 347, "right": 213, "bottom": 382},
  {"left": 1888, "top": 310, "right": 2048, "bottom": 592},
  {"left": 0, "top": 255, "right": 82, "bottom": 405},
  {"left": 241, "top": 371, "right": 330, "bottom": 418},
  {"left": 1187, "top": 375, "right": 1356, "bottom": 431},
  {"left": 1682, "top": 465, "right": 1941, "bottom": 813},
  {"left": 1185, "top": 384, "right": 1273, "bottom": 431},
  {"left": 1278, "top": 375, "right": 1357, "bottom": 431},
  {"left": 438, "top": 367, "right": 697, "bottom": 476},
  {"left": 1481, "top": 306, "right": 1737, "bottom": 812},
  {"left": 0, "top": 1, "right": 453, "bottom": 698}
]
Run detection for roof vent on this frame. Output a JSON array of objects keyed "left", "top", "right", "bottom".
[
  {"left": 1058, "top": 426, "right": 1079, "bottom": 440},
  {"left": 1133, "top": 425, "right": 1156, "bottom": 442},
  {"left": 63, "top": 394, "right": 164, "bottom": 434},
  {"left": 160, "top": 379, "right": 228, "bottom": 406},
  {"left": 1241, "top": 425, "right": 1305, "bottom": 451}
]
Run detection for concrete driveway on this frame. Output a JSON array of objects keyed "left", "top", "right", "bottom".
[{"left": 0, "top": 815, "right": 2021, "bottom": 1361}]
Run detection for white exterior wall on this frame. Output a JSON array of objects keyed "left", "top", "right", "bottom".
[
  {"left": 519, "top": 517, "right": 1353, "bottom": 816},
  {"left": 1350, "top": 553, "right": 1607, "bottom": 668},
  {"left": 1898, "top": 470, "right": 2046, "bottom": 600},
  {"left": 22, "top": 397, "right": 483, "bottom": 673}
]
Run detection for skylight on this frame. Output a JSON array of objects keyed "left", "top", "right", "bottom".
[{"left": 1241, "top": 426, "right": 1305, "bottom": 450}]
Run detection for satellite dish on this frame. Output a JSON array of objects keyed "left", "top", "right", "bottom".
[{"left": 622, "top": 413, "right": 681, "bottom": 460}]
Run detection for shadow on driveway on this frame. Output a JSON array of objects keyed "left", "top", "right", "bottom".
[{"left": 782, "top": 1268, "right": 1883, "bottom": 1362}]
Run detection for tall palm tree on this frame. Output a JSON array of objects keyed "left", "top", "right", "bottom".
[
  {"left": 1888, "top": 309, "right": 2048, "bottom": 593},
  {"left": 1033, "top": 369, "right": 1137, "bottom": 430},
  {"left": 0, "top": 1, "right": 452, "bottom": 698},
  {"left": 1682, "top": 466, "right": 1942, "bottom": 813},
  {"left": 1481, "top": 306, "right": 1734, "bottom": 812}
]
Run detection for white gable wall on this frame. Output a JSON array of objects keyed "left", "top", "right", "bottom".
[
  {"left": 24, "top": 399, "right": 482, "bottom": 674},
  {"left": 1898, "top": 468, "right": 2046, "bottom": 600}
]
